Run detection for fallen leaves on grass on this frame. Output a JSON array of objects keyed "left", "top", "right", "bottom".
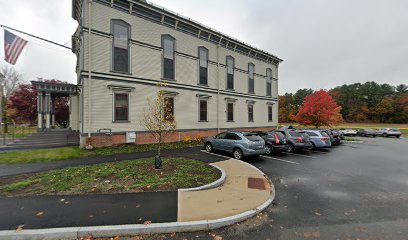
[
  {"left": 36, "top": 212, "right": 44, "bottom": 217},
  {"left": 80, "top": 235, "right": 94, "bottom": 240},
  {"left": 143, "top": 220, "right": 152, "bottom": 225},
  {"left": 169, "top": 232, "right": 176, "bottom": 237}
]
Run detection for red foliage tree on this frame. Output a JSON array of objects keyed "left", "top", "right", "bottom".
[
  {"left": 7, "top": 79, "right": 70, "bottom": 127},
  {"left": 7, "top": 84, "right": 37, "bottom": 125},
  {"left": 295, "top": 90, "right": 343, "bottom": 128}
]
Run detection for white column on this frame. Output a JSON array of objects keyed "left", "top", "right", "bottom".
[
  {"left": 37, "top": 92, "right": 43, "bottom": 129},
  {"left": 51, "top": 97, "right": 55, "bottom": 127},
  {"left": 45, "top": 93, "right": 51, "bottom": 129}
]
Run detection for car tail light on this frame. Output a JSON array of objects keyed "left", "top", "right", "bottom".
[
  {"left": 321, "top": 137, "right": 329, "bottom": 141},
  {"left": 274, "top": 134, "right": 280, "bottom": 144},
  {"left": 296, "top": 137, "right": 303, "bottom": 142}
]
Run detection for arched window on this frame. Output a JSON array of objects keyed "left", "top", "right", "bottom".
[
  {"left": 162, "top": 35, "right": 176, "bottom": 80},
  {"left": 198, "top": 47, "right": 209, "bottom": 85},
  {"left": 111, "top": 20, "right": 130, "bottom": 73},
  {"left": 226, "top": 56, "right": 234, "bottom": 90},
  {"left": 266, "top": 68, "right": 272, "bottom": 96}
]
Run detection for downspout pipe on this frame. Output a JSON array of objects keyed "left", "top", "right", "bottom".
[
  {"left": 216, "top": 44, "right": 220, "bottom": 133},
  {"left": 87, "top": 0, "right": 92, "bottom": 138}
]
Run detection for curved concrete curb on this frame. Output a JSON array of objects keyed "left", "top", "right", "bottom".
[
  {"left": 342, "top": 140, "right": 364, "bottom": 144},
  {"left": 178, "top": 164, "right": 226, "bottom": 192},
  {"left": 0, "top": 160, "right": 275, "bottom": 240}
]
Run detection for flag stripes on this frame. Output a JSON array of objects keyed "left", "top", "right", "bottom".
[{"left": 4, "top": 29, "right": 28, "bottom": 65}]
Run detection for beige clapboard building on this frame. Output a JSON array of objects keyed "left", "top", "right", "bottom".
[{"left": 70, "top": 0, "right": 283, "bottom": 147}]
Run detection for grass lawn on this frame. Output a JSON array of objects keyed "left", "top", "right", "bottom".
[
  {"left": 0, "top": 158, "right": 220, "bottom": 197},
  {"left": 0, "top": 141, "right": 201, "bottom": 164}
]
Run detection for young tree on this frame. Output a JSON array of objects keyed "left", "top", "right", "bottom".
[
  {"left": 0, "top": 66, "right": 23, "bottom": 132},
  {"left": 373, "top": 97, "right": 394, "bottom": 123},
  {"left": 295, "top": 90, "right": 343, "bottom": 128},
  {"left": 142, "top": 83, "right": 177, "bottom": 166}
]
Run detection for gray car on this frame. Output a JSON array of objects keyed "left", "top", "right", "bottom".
[
  {"left": 304, "top": 130, "right": 332, "bottom": 149},
  {"left": 204, "top": 132, "right": 266, "bottom": 160}
]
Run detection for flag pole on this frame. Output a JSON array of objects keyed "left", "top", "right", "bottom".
[{"left": 0, "top": 24, "right": 71, "bottom": 50}]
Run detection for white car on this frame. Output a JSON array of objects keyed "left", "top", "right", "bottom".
[
  {"left": 377, "top": 128, "right": 402, "bottom": 138},
  {"left": 339, "top": 129, "right": 357, "bottom": 137}
]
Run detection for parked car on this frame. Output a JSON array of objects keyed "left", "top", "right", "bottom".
[
  {"left": 277, "top": 130, "right": 312, "bottom": 153},
  {"left": 339, "top": 129, "right": 357, "bottom": 137},
  {"left": 252, "top": 131, "right": 289, "bottom": 154},
  {"left": 304, "top": 130, "right": 332, "bottom": 149},
  {"left": 321, "top": 129, "right": 342, "bottom": 145},
  {"left": 377, "top": 128, "right": 402, "bottom": 138},
  {"left": 204, "top": 132, "right": 266, "bottom": 160},
  {"left": 356, "top": 129, "right": 377, "bottom": 137}
]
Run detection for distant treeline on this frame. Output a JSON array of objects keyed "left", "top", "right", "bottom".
[{"left": 279, "top": 81, "right": 408, "bottom": 124}]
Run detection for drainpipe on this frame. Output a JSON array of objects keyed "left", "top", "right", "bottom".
[
  {"left": 216, "top": 44, "right": 220, "bottom": 133},
  {"left": 87, "top": 0, "right": 92, "bottom": 138}
]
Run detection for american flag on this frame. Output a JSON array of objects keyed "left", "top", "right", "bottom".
[{"left": 4, "top": 29, "right": 28, "bottom": 65}]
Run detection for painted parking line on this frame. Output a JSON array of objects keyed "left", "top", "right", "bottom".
[
  {"left": 305, "top": 150, "right": 330, "bottom": 154},
  {"left": 285, "top": 152, "right": 317, "bottom": 158},
  {"left": 260, "top": 155, "right": 300, "bottom": 165},
  {"left": 200, "top": 150, "right": 231, "bottom": 159}
]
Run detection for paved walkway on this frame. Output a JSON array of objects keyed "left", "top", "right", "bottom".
[
  {"left": 178, "top": 159, "right": 272, "bottom": 221},
  {"left": 0, "top": 157, "right": 273, "bottom": 234},
  {"left": 0, "top": 146, "right": 224, "bottom": 177}
]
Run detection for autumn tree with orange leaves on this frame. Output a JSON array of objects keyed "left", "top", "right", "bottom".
[{"left": 295, "top": 90, "right": 343, "bottom": 128}]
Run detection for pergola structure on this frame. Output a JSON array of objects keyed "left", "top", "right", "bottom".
[{"left": 31, "top": 81, "right": 78, "bottom": 129}]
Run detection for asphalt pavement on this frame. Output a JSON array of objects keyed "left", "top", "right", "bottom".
[{"left": 137, "top": 136, "right": 408, "bottom": 240}]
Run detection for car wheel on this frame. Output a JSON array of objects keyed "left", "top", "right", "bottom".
[
  {"left": 265, "top": 145, "right": 272, "bottom": 155},
  {"left": 205, "top": 142, "right": 213, "bottom": 152},
  {"left": 382, "top": 133, "right": 387, "bottom": 137},
  {"left": 373, "top": 135, "right": 376, "bottom": 138},
  {"left": 287, "top": 143, "right": 294, "bottom": 153},
  {"left": 310, "top": 142, "right": 316, "bottom": 149},
  {"left": 396, "top": 135, "right": 400, "bottom": 138},
  {"left": 233, "top": 148, "right": 243, "bottom": 160}
]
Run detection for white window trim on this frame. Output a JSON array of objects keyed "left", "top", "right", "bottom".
[{"left": 112, "top": 91, "right": 131, "bottom": 123}]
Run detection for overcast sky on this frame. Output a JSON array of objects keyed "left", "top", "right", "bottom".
[{"left": 0, "top": 0, "right": 407, "bottom": 94}]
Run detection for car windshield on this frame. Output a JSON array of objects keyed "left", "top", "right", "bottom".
[
  {"left": 243, "top": 133, "right": 263, "bottom": 141},
  {"left": 391, "top": 128, "right": 399, "bottom": 131},
  {"left": 321, "top": 131, "right": 329, "bottom": 137}
]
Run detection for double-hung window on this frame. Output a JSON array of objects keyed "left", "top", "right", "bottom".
[
  {"left": 268, "top": 105, "right": 273, "bottom": 122},
  {"left": 162, "top": 35, "right": 176, "bottom": 80},
  {"left": 266, "top": 68, "right": 272, "bottom": 96},
  {"left": 164, "top": 97, "right": 174, "bottom": 121},
  {"left": 114, "top": 93, "right": 129, "bottom": 122},
  {"left": 248, "top": 104, "right": 254, "bottom": 122},
  {"left": 227, "top": 102, "right": 234, "bottom": 122},
  {"left": 199, "top": 99, "right": 208, "bottom": 121},
  {"left": 226, "top": 56, "right": 234, "bottom": 90},
  {"left": 198, "top": 47, "right": 208, "bottom": 85},
  {"left": 248, "top": 63, "right": 255, "bottom": 93},
  {"left": 112, "top": 20, "right": 130, "bottom": 73}
]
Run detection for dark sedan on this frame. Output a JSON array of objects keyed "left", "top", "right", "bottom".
[{"left": 357, "top": 129, "right": 377, "bottom": 137}]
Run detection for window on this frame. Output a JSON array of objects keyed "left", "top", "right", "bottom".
[
  {"left": 198, "top": 47, "right": 208, "bottom": 85},
  {"left": 248, "top": 104, "right": 254, "bottom": 122},
  {"left": 268, "top": 105, "right": 273, "bottom": 122},
  {"left": 226, "top": 133, "right": 241, "bottom": 140},
  {"left": 114, "top": 93, "right": 129, "bottom": 121},
  {"left": 266, "top": 68, "right": 272, "bottom": 96},
  {"left": 215, "top": 132, "right": 227, "bottom": 139},
  {"left": 226, "top": 56, "right": 234, "bottom": 90},
  {"left": 199, "top": 99, "right": 208, "bottom": 121},
  {"left": 227, "top": 102, "right": 234, "bottom": 121},
  {"left": 162, "top": 35, "right": 176, "bottom": 80},
  {"left": 164, "top": 97, "right": 174, "bottom": 120},
  {"left": 112, "top": 20, "right": 130, "bottom": 73},
  {"left": 248, "top": 63, "right": 255, "bottom": 93}
]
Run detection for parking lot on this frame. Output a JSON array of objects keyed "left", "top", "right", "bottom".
[{"left": 176, "top": 136, "right": 408, "bottom": 239}]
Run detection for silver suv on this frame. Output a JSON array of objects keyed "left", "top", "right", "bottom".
[
  {"left": 377, "top": 128, "right": 402, "bottom": 138},
  {"left": 204, "top": 132, "right": 266, "bottom": 160}
]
